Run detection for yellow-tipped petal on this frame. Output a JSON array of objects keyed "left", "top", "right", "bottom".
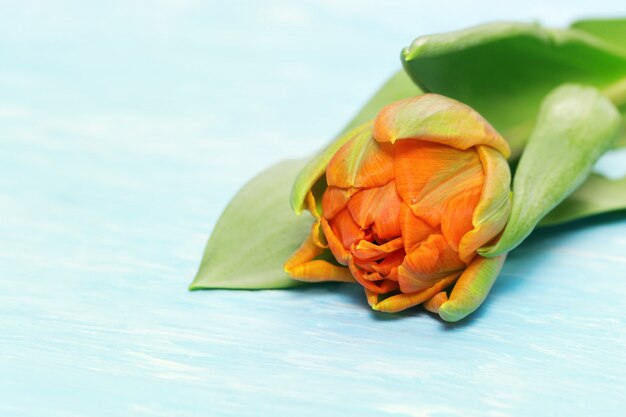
[
  {"left": 423, "top": 291, "right": 449, "bottom": 314},
  {"left": 285, "top": 233, "right": 354, "bottom": 283},
  {"left": 459, "top": 146, "right": 512, "bottom": 261},
  {"left": 310, "top": 220, "right": 327, "bottom": 249},
  {"left": 305, "top": 190, "right": 321, "bottom": 219},
  {"left": 303, "top": 190, "right": 328, "bottom": 249},
  {"left": 286, "top": 259, "right": 356, "bottom": 283},
  {"left": 374, "top": 94, "right": 510, "bottom": 157},
  {"left": 438, "top": 254, "right": 506, "bottom": 322},
  {"left": 371, "top": 272, "right": 460, "bottom": 313},
  {"left": 284, "top": 235, "right": 325, "bottom": 272},
  {"left": 365, "top": 289, "right": 379, "bottom": 307}
]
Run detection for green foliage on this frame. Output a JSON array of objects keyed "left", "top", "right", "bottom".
[
  {"left": 540, "top": 174, "right": 626, "bottom": 226},
  {"left": 401, "top": 21, "right": 626, "bottom": 158},
  {"left": 572, "top": 18, "right": 626, "bottom": 52},
  {"left": 194, "top": 19, "right": 626, "bottom": 291},
  {"left": 480, "top": 85, "right": 620, "bottom": 256}
]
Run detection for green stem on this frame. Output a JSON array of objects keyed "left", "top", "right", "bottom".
[{"left": 603, "top": 77, "right": 626, "bottom": 109}]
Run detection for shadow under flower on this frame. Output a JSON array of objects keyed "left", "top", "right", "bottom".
[
  {"left": 217, "top": 211, "right": 626, "bottom": 324},
  {"left": 440, "top": 211, "right": 626, "bottom": 328}
]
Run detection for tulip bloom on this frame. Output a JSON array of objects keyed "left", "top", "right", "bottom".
[{"left": 285, "top": 94, "right": 511, "bottom": 321}]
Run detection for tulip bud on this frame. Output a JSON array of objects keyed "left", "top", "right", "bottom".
[{"left": 285, "top": 94, "right": 512, "bottom": 321}]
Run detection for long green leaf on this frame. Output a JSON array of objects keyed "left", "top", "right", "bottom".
[
  {"left": 480, "top": 84, "right": 621, "bottom": 256},
  {"left": 401, "top": 21, "right": 626, "bottom": 158},
  {"left": 572, "top": 18, "right": 626, "bottom": 51},
  {"left": 572, "top": 18, "right": 626, "bottom": 148},
  {"left": 539, "top": 174, "right": 626, "bottom": 226},
  {"left": 190, "top": 159, "right": 312, "bottom": 290}
]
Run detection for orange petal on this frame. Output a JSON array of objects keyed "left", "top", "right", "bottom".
[
  {"left": 371, "top": 250, "right": 404, "bottom": 278},
  {"left": 358, "top": 271, "right": 384, "bottom": 282},
  {"left": 321, "top": 186, "right": 351, "bottom": 220},
  {"left": 326, "top": 128, "right": 394, "bottom": 189},
  {"left": 399, "top": 202, "right": 434, "bottom": 253},
  {"left": 373, "top": 94, "right": 510, "bottom": 158},
  {"left": 352, "top": 237, "right": 404, "bottom": 261},
  {"left": 394, "top": 140, "right": 484, "bottom": 226},
  {"left": 459, "top": 145, "right": 512, "bottom": 261},
  {"left": 320, "top": 217, "right": 351, "bottom": 265},
  {"left": 441, "top": 182, "right": 482, "bottom": 251},
  {"left": 349, "top": 258, "right": 398, "bottom": 294},
  {"left": 330, "top": 209, "right": 364, "bottom": 250},
  {"left": 378, "top": 280, "right": 399, "bottom": 293},
  {"left": 347, "top": 180, "right": 402, "bottom": 240},
  {"left": 398, "top": 234, "right": 465, "bottom": 293},
  {"left": 371, "top": 272, "right": 460, "bottom": 313}
]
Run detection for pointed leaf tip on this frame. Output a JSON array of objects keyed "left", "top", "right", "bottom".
[
  {"left": 438, "top": 255, "right": 506, "bottom": 322},
  {"left": 191, "top": 159, "right": 312, "bottom": 290}
]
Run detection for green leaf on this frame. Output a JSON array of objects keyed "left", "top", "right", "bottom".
[
  {"left": 540, "top": 174, "right": 626, "bottom": 226},
  {"left": 401, "top": 21, "right": 626, "bottom": 158},
  {"left": 480, "top": 84, "right": 621, "bottom": 257},
  {"left": 572, "top": 18, "right": 626, "bottom": 51},
  {"left": 572, "top": 18, "right": 626, "bottom": 148},
  {"left": 190, "top": 159, "right": 313, "bottom": 290},
  {"left": 290, "top": 70, "right": 422, "bottom": 214}
]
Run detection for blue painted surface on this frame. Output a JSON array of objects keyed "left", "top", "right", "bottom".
[{"left": 1, "top": 1, "right": 626, "bottom": 416}]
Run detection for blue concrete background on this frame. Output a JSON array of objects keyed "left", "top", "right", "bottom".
[{"left": 1, "top": 1, "right": 625, "bottom": 416}]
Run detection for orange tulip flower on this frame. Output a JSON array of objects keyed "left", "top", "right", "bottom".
[{"left": 285, "top": 94, "right": 511, "bottom": 321}]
